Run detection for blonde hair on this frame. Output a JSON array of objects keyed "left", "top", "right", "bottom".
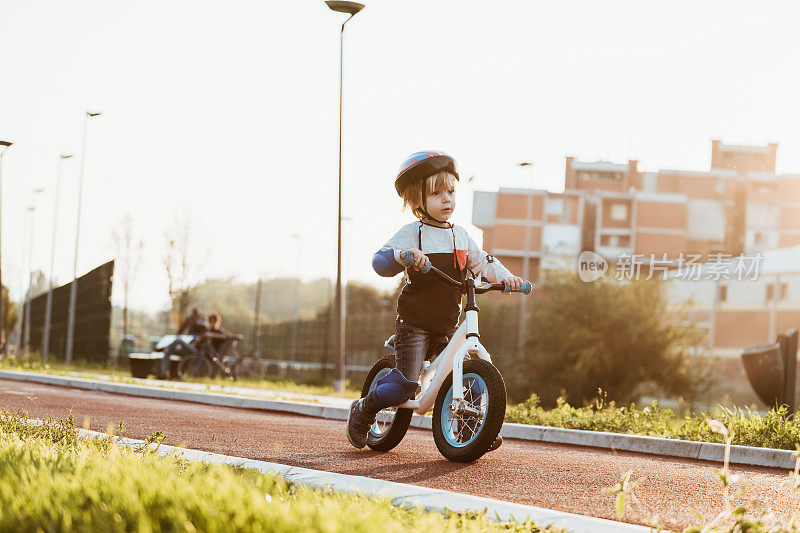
[{"left": 400, "top": 170, "right": 457, "bottom": 219}]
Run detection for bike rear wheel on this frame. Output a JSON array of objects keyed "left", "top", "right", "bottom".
[
  {"left": 362, "top": 356, "right": 414, "bottom": 452},
  {"left": 432, "top": 358, "right": 506, "bottom": 463},
  {"left": 177, "top": 354, "right": 214, "bottom": 379}
]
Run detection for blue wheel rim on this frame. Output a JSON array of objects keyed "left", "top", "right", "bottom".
[
  {"left": 367, "top": 368, "right": 397, "bottom": 438},
  {"left": 440, "top": 372, "right": 488, "bottom": 448}
]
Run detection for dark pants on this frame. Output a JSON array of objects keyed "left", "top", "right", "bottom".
[
  {"left": 363, "top": 318, "right": 448, "bottom": 413},
  {"left": 212, "top": 338, "right": 234, "bottom": 357},
  {"left": 393, "top": 318, "right": 432, "bottom": 383}
]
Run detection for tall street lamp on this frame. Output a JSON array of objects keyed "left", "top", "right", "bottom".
[
  {"left": 42, "top": 154, "right": 73, "bottom": 361},
  {"left": 15, "top": 205, "right": 33, "bottom": 354},
  {"left": 23, "top": 187, "right": 45, "bottom": 355},
  {"left": 291, "top": 234, "right": 301, "bottom": 363},
  {"left": 16, "top": 187, "right": 44, "bottom": 355},
  {"left": 0, "top": 140, "right": 12, "bottom": 352},
  {"left": 65, "top": 111, "right": 101, "bottom": 364},
  {"left": 517, "top": 161, "right": 535, "bottom": 355},
  {"left": 326, "top": 0, "right": 364, "bottom": 392}
]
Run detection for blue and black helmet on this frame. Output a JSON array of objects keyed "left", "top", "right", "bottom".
[{"left": 394, "top": 151, "right": 459, "bottom": 197}]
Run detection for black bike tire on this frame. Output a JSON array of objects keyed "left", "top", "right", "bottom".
[
  {"left": 177, "top": 355, "right": 213, "bottom": 379},
  {"left": 432, "top": 358, "right": 506, "bottom": 463},
  {"left": 362, "top": 356, "right": 414, "bottom": 452}
]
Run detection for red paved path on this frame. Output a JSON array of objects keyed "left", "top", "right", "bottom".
[{"left": 1, "top": 378, "right": 797, "bottom": 530}]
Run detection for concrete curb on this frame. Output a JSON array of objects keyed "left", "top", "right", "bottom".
[
  {"left": 69, "top": 424, "right": 649, "bottom": 532},
  {"left": 2, "top": 369, "right": 797, "bottom": 470}
]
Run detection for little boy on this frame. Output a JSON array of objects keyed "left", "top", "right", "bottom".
[{"left": 346, "top": 150, "right": 523, "bottom": 449}]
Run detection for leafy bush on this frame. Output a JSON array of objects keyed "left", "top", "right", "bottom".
[{"left": 507, "top": 393, "right": 800, "bottom": 450}]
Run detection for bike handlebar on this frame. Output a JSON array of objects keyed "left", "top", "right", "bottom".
[
  {"left": 399, "top": 249, "right": 432, "bottom": 273},
  {"left": 504, "top": 280, "right": 533, "bottom": 295},
  {"left": 398, "top": 249, "right": 532, "bottom": 295}
]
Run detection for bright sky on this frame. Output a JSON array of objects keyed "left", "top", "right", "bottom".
[{"left": 1, "top": 0, "right": 799, "bottom": 313}]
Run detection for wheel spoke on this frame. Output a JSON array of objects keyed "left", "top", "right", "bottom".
[{"left": 444, "top": 373, "right": 491, "bottom": 447}]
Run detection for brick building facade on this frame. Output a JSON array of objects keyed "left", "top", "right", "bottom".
[
  {"left": 473, "top": 140, "right": 800, "bottom": 283},
  {"left": 472, "top": 140, "right": 800, "bottom": 369}
]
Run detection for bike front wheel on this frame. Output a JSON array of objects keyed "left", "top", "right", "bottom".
[
  {"left": 177, "top": 355, "right": 214, "bottom": 379},
  {"left": 432, "top": 358, "right": 506, "bottom": 463},
  {"left": 362, "top": 356, "right": 414, "bottom": 452}
]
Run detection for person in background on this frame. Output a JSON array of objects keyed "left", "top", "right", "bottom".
[
  {"left": 160, "top": 307, "right": 207, "bottom": 379},
  {"left": 177, "top": 307, "right": 208, "bottom": 335},
  {"left": 206, "top": 313, "right": 233, "bottom": 356}
]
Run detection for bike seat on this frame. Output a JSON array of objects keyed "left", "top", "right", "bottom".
[{"left": 426, "top": 334, "right": 449, "bottom": 360}]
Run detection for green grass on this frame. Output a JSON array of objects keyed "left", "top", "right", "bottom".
[
  {"left": 0, "top": 353, "right": 362, "bottom": 398},
  {"left": 0, "top": 411, "right": 560, "bottom": 532},
  {"left": 506, "top": 394, "right": 800, "bottom": 451}
]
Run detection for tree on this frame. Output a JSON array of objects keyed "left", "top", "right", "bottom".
[
  {"left": 111, "top": 213, "right": 144, "bottom": 337},
  {"left": 162, "top": 219, "right": 204, "bottom": 330},
  {"left": 504, "top": 271, "right": 711, "bottom": 407},
  {"left": 1, "top": 287, "right": 18, "bottom": 352}
]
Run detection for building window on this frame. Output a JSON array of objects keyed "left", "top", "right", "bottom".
[
  {"left": 766, "top": 283, "right": 789, "bottom": 302},
  {"left": 579, "top": 171, "right": 622, "bottom": 182},
  {"left": 600, "top": 234, "right": 630, "bottom": 247},
  {"left": 718, "top": 285, "right": 727, "bottom": 302},
  {"left": 546, "top": 198, "right": 565, "bottom": 216},
  {"left": 610, "top": 203, "right": 628, "bottom": 221}
]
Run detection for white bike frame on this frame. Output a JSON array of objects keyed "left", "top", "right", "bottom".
[{"left": 395, "top": 307, "right": 491, "bottom": 415}]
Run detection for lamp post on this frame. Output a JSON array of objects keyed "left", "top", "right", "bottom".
[
  {"left": 0, "top": 140, "right": 12, "bottom": 352},
  {"left": 517, "top": 161, "right": 535, "bottom": 355},
  {"left": 65, "top": 111, "right": 101, "bottom": 364},
  {"left": 42, "top": 154, "right": 73, "bottom": 361},
  {"left": 23, "top": 187, "right": 45, "bottom": 355},
  {"left": 325, "top": 0, "right": 364, "bottom": 392},
  {"left": 16, "top": 187, "right": 44, "bottom": 355},
  {"left": 15, "top": 205, "right": 33, "bottom": 354},
  {"left": 291, "top": 233, "right": 301, "bottom": 363}
]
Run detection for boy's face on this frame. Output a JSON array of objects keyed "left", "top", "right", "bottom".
[{"left": 424, "top": 181, "right": 456, "bottom": 222}]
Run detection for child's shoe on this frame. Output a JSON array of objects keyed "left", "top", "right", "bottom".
[
  {"left": 346, "top": 398, "right": 377, "bottom": 449},
  {"left": 488, "top": 435, "right": 503, "bottom": 452}
]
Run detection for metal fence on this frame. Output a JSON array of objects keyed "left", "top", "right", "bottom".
[
  {"left": 258, "top": 308, "right": 395, "bottom": 369},
  {"left": 254, "top": 297, "right": 526, "bottom": 383},
  {"left": 23, "top": 261, "right": 114, "bottom": 362}
]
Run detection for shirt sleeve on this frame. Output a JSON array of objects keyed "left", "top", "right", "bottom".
[
  {"left": 372, "top": 223, "right": 418, "bottom": 277},
  {"left": 466, "top": 233, "right": 512, "bottom": 282}
]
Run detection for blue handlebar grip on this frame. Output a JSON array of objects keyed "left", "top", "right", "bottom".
[
  {"left": 399, "top": 250, "right": 431, "bottom": 273},
  {"left": 503, "top": 280, "right": 533, "bottom": 294},
  {"left": 399, "top": 249, "right": 415, "bottom": 267}
]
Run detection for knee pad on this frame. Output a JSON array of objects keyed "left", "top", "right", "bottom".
[{"left": 370, "top": 368, "right": 418, "bottom": 408}]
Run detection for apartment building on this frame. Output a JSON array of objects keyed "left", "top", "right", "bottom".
[
  {"left": 667, "top": 245, "right": 800, "bottom": 357},
  {"left": 473, "top": 140, "right": 800, "bottom": 281}
]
